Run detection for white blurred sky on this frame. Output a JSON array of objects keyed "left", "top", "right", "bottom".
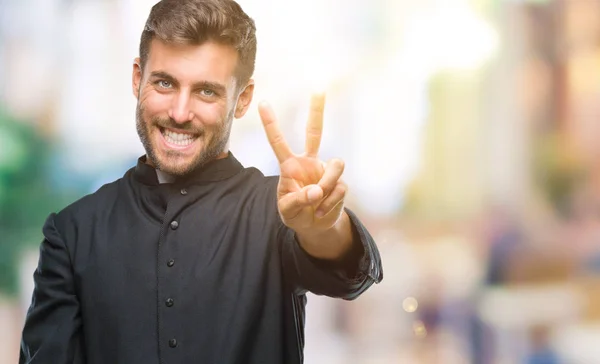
[{"left": 0, "top": 0, "right": 498, "bottom": 216}]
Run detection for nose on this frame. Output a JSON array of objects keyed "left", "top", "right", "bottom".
[{"left": 168, "top": 91, "right": 194, "bottom": 124}]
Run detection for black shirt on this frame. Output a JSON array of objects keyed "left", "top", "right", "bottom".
[{"left": 20, "top": 152, "right": 383, "bottom": 364}]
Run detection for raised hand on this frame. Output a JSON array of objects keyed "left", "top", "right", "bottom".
[{"left": 258, "top": 94, "right": 347, "bottom": 235}]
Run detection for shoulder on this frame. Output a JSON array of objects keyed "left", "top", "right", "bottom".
[
  {"left": 238, "top": 166, "right": 279, "bottom": 195},
  {"left": 52, "top": 169, "right": 132, "bottom": 232},
  {"left": 233, "top": 166, "right": 280, "bottom": 213}
]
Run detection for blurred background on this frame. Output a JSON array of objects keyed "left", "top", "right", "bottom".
[{"left": 2, "top": 0, "right": 600, "bottom": 362}]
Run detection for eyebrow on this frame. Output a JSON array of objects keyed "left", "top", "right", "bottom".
[{"left": 149, "top": 71, "right": 227, "bottom": 95}]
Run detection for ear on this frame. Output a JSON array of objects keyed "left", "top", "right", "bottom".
[
  {"left": 234, "top": 79, "right": 255, "bottom": 119},
  {"left": 132, "top": 57, "right": 143, "bottom": 99}
]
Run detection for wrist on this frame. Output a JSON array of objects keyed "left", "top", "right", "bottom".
[{"left": 295, "top": 212, "right": 353, "bottom": 260}]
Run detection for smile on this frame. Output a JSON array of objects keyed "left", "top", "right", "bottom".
[{"left": 160, "top": 128, "right": 199, "bottom": 149}]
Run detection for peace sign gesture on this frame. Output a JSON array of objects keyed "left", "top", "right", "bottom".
[{"left": 258, "top": 94, "right": 347, "bottom": 235}]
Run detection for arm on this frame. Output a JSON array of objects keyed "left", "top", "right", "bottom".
[
  {"left": 280, "top": 207, "right": 383, "bottom": 300},
  {"left": 258, "top": 94, "right": 383, "bottom": 299},
  {"left": 20, "top": 214, "right": 85, "bottom": 364},
  {"left": 295, "top": 211, "right": 354, "bottom": 261}
]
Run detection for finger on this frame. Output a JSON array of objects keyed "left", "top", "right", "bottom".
[
  {"left": 258, "top": 101, "right": 294, "bottom": 163},
  {"left": 305, "top": 93, "right": 325, "bottom": 157},
  {"left": 317, "top": 159, "right": 345, "bottom": 197},
  {"left": 315, "top": 182, "right": 347, "bottom": 218},
  {"left": 278, "top": 184, "right": 323, "bottom": 220}
]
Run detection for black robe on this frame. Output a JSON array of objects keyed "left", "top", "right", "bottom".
[{"left": 20, "top": 152, "right": 383, "bottom": 364}]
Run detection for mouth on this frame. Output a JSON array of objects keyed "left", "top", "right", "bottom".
[{"left": 159, "top": 127, "right": 200, "bottom": 150}]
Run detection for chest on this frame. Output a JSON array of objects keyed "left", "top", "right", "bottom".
[{"left": 71, "top": 192, "right": 281, "bottom": 316}]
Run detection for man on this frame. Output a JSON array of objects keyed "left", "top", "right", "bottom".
[{"left": 19, "top": 0, "right": 383, "bottom": 363}]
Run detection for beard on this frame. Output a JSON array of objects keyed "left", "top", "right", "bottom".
[{"left": 135, "top": 103, "right": 233, "bottom": 177}]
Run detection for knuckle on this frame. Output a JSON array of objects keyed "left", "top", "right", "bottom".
[
  {"left": 310, "top": 103, "right": 324, "bottom": 114},
  {"left": 278, "top": 200, "right": 290, "bottom": 214},
  {"left": 306, "top": 128, "right": 321, "bottom": 136},
  {"left": 297, "top": 192, "right": 305, "bottom": 205},
  {"left": 271, "top": 134, "right": 284, "bottom": 144},
  {"left": 320, "top": 199, "right": 333, "bottom": 211}
]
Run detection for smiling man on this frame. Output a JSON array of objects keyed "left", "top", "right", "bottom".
[
  {"left": 135, "top": 39, "right": 242, "bottom": 177},
  {"left": 19, "top": 1, "right": 383, "bottom": 363}
]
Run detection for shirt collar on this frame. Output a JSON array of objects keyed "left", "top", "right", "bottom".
[
  {"left": 133, "top": 151, "right": 244, "bottom": 186},
  {"left": 156, "top": 169, "right": 176, "bottom": 184}
]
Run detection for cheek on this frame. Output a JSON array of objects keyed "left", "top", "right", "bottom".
[
  {"left": 193, "top": 102, "right": 228, "bottom": 127},
  {"left": 140, "top": 89, "right": 171, "bottom": 118}
]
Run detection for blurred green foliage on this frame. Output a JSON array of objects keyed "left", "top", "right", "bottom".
[{"left": 0, "top": 109, "right": 71, "bottom": 297}]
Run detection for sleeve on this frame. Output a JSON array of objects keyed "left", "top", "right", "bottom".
[
  {"left": 20, "top": 213, "right": 86, "bottom": 364},
  {"left": 280, "top": 207, "right": 383, "bottom": 300}
]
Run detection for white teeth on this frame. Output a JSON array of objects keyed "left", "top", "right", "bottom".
[{"left": 162, "top": 129, "right": 196, "bottom": 146}]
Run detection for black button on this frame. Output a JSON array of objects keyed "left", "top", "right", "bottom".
[
  {"left": 166, "top": 298, "right": 174, "bottom": 307},
  {"left": 170, "top": 221, "right": 179, "bottom": 230},
  {"left": 167, "top": 259, "right": 175, "bottom": 267},
  {"left": 169, "top": 338, "right": 177, "bottom": 348},
  {"left": 180, "top": 188, "right": 187, "bottom": 195}
]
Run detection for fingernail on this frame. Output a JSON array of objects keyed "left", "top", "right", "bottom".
[{"left": 307, "top": 186, "right": 321, "bottom": 202}]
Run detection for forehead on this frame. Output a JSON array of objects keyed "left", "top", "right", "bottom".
[{"left": 146, "top": 39, "right": 239, "bottom": 85}]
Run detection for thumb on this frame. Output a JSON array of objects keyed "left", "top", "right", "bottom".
[
  {"left": 278, "top": 185, "right": 323, "bottom": 219},
  {"left": 306, "top": 185, "right": 323, "bottom": 203}
]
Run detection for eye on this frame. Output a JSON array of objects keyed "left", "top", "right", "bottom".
[
  {"left": 200, "top": 89, "right": 215, "bottom": 97},
  {"left": 157, "top": 80, "right": 172, "bottom": 89}
]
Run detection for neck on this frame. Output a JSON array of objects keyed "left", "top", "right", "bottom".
[
  {"left": 215, "top": 151, "right": 229, "bottom": 160},
  {"left": 147, "top": 149, "right": 230, "bottom": 184},
  {"left": 156, "top": 169, "right": 176, "bottom": 184}
]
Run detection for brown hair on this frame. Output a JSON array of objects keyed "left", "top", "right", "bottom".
[{"left": 139, "top": 0, "right": 257, "bottom": 85}]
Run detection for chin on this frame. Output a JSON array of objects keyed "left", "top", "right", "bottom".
[
  {"left": 154, "top": 153, "right": 200, "bottom": 176},
  {"left": 149, "top": 131, "right": 201, "bottom": 175}
]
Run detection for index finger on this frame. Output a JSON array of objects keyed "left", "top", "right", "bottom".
[
  {"left": 258, "top": 101, "right": 294, "bottom": 163},
  {"left": 305, "top": 93, "right": 326, "bottom": 157}
]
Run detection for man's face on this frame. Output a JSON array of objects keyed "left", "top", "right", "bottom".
[{"left": 132, "top": 39, "right": 254, "bottom": 176}]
